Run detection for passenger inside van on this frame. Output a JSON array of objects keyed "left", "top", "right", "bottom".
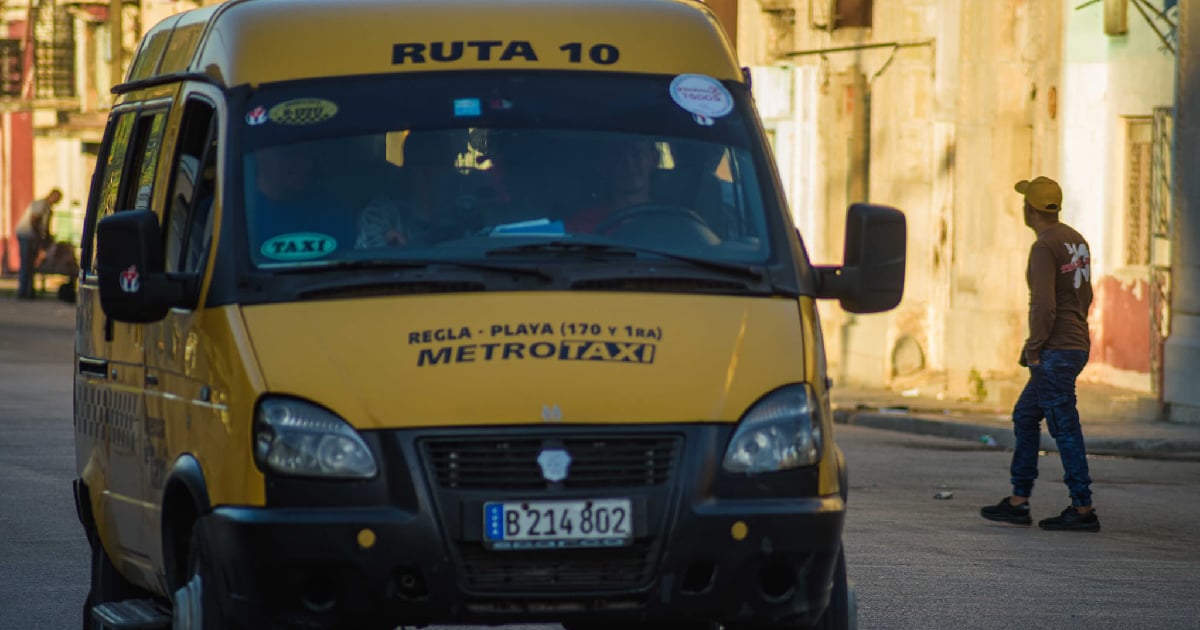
[
  {"left": 247, "top": 143, "right": 356, "bottom": 250},
  {"left": 655, "top": 140, "right": 738, "bottom": 240},
  {"left": 477, "top": 129, "right": 583, "bottom": 223},
  {"left": 356, "top": 129, "right": 475, "bottom": 248}
]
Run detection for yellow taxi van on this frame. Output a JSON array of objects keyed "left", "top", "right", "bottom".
[{"left": 74, "top": 0, "right": 906, "bottom": 628}]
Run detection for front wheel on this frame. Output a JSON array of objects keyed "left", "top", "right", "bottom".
[
  {"left": 725, "top": 545, "right": 854, "bottom": 630},
  {"left": 810, "top": 545, "right": 852, "bottom": 630},
  {"left": 172, "top": 520, "right": 238, "bottom": 630}
]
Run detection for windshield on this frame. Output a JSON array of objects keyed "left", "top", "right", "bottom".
[{"left": 237, "top": 72, "right": 783, "bottom": 273}]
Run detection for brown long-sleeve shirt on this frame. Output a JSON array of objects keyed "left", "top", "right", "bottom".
[{"left": 1023, "top": 222, "right": 1093, "bottom": 364}]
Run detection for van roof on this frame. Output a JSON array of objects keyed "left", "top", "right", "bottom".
[{"left": 123, "top": 0, "right": 741, "bottom": 92}]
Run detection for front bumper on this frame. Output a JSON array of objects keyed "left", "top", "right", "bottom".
[{"left": 208, "top": 424, "right": 845, "bottom": 628}]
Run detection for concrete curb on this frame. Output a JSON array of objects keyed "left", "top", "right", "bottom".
[{"left": 833, "top": 407, "right": 1200, "bottom": 462}]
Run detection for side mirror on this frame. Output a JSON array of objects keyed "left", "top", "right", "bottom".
[
  {"left": 815, "top": 203, "right": 906, "bottom": 313},
  {"left": 96, "top": 209, "right": 184, "bottom": 323}
]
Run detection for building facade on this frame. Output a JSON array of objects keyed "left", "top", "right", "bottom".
[
  {"left": 736, "top": 0, "right": 1176, "bottom": 408},
  {"left": 0, "top": 0, "right": 205, "bottom": 277},
  {"left": 3, "top": 0, "right": 1181, "bottom": 413}
]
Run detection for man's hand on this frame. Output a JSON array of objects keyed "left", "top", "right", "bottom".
[{"left": 1019, "top": 350, "right": 1041, "bottom": 368}]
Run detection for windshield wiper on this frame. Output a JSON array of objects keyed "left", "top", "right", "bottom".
[
  {"left": 269, "top": 258, "right": 554, "bottom": 280},
  {"left": 486, "top": 240, "right": 765, "bottom": 280}
]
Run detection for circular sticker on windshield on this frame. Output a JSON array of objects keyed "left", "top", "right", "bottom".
[
  {"left": 267, "top": 98, "right": 339, "bottom": 126},
  {"left": 669, "top": 74, "right": 734, "bottom": 119},
  {"left": 260, "top": 232, "right": 338, "bottom": 260}
]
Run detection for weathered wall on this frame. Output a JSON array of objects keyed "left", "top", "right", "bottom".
[
  {"left": 940, "top": 0, "right": 1063, "bottom": 404},
  {"left": 1062, "top": 1, "right": 1175, "bottom": 393},
  {"left": 739, "top": 0, "right": 1063, "bottom": 405}
]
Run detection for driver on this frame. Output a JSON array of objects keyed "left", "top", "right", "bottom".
[{"left": 565, "top": 137, "right": 660, "bottom": 233}]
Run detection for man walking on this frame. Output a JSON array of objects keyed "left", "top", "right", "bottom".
[
  {"left": 980, "top": 176, "right": 1099, "bottom": 532},
  {"left": 13, "top": 189, "right": 62, "bottom": 300}
]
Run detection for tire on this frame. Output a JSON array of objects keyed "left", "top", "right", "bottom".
[
  {"left": 725, "top": 545, "right": 854, "bottom": 630},
  {"left": 810, "top": 545, "right": 852, "bottom": 630},
  {"left": 172, "top": 520, "right": 237, "bottom": 630},
  {"left": 83, "top": 531, "right": 150, "bottom": 630}
]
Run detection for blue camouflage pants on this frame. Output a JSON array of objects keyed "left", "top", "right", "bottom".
[{"left": 1009, "top": 349, "right": 1093, "bottom": 507}]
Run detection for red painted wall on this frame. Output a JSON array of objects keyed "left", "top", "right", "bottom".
[
  {"left": 3, "top": 112, "right": 34, "bottom": 275},
  {"left": 3, "top": 19, "right": 34, "bottom": 275},
  {"left": 1090, "top": 275, "right": 1151, "bottom": 373}
]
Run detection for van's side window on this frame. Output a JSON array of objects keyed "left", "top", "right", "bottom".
[
  {"left": 120, "top": 109, "right": 169, "bottom": 212},
  {"left": 164, "top": 100, "right": 218, "bottom": 276},
  {"left": 81, "top": 110, "right": 137, "bottom": 274}
]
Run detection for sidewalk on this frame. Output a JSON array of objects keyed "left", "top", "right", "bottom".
[
  {"left": 0, "top": 273, "right": 71, "bottom": 301},
  {"left": 832, "top": 382, "right": 1200, "bottom": 461}
]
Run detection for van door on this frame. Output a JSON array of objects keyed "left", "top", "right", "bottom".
[
  {"left": 142, "top": 91, "right": 222, "bottom": 574},
  {"left": 76, "top": 101, "right": 171, "bottom": 579}
]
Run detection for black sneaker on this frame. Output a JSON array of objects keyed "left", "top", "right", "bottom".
[
  {"left": 1038, "top": 506, "right": 1100, "bottom": 532},
  {"left": 980, "top": 497, "right": 1032, "bottom": 525}
]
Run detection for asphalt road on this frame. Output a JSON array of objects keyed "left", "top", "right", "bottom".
[{"left": 2, "top": 297, "right": 1199, "bottom": 629}]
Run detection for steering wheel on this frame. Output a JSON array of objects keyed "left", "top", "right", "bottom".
[{"left": 593, "top": 203, "right": 717, "bottom": 241}]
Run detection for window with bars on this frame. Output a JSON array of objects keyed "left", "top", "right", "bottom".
[
  {"left": 1124, "top": 118, "right": 1152, "bottom": 266},
  {"left": 33, "top": 3, "right": 76, "bottom": 99},
  {"left": 0, "top": 39, "right": 21, "bottom": 97}
]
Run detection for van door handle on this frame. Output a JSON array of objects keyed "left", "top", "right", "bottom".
[{"left": 78, "top": 357, "right": 108, "bottom": 378}]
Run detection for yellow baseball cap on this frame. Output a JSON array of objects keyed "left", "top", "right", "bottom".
[{"left": 1014, "top": 176, "right": 1063, "bottom": 213}]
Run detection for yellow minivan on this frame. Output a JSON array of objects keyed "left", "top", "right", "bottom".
[{"left": 74, "top": 1, "right": 906, "bottom": 628}]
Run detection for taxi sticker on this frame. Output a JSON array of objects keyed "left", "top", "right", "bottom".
[
  {"left": 260, "top": 232, "right": 338, "bottom": 261},
  {"left": 267, "top": 98, "right": 339, "bottom": 126},
  {"left": 669, "top": 74, "right": 734, "bottom": 119}
]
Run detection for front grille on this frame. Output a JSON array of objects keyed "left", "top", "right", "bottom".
[
  {"left": 422, "top": 435, "right": 681, "bottom": 490},
  {"left": 459, "top": 542, "right": 654, "bottom": 589}
]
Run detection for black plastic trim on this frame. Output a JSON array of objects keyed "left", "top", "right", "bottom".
[
  {"left": 164, "top": 454, "right": 211, "bottom": 516},
  {"left": 197, "top": 423, "right": 845, "bottom": 628}
]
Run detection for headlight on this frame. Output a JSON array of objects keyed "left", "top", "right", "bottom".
[
  {"left": 254, "top": 398, "right": 378, "bottom": 479},
  {"left": 722, "top": 384, "right": 823, "bottom": 474}
]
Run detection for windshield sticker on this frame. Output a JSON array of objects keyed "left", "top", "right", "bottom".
[
  {"left": 670, "top": 74, "right": 734, "bottom": 119},
  {"left": 246, "top": 106, "right": 268, "bottom": 126},
  {"left": 488, "top": 97, "right": 514, "bottom": 111},
  {"left": 260, "top": 233, "right": 338, "bottom": 260},
  {"left": 409, "top": 322, "right": 664, "bottom": 367},
  {"left": 454, "top": 98, "right": 482, "bottom": 117},
  {"left": 267, "top": 98, "right": 339, "bottom": 126}
]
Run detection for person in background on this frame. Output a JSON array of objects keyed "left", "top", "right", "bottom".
[
  {"left": 980, "top": 176, "right": 1099, "bottom": 532},
  {"left": 14, "top": 188, "right": 62, "bottom": 300}
]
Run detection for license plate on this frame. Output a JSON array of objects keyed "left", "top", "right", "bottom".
[{"left": 483, "top": 498, "right": 633, "bottom": 550}]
